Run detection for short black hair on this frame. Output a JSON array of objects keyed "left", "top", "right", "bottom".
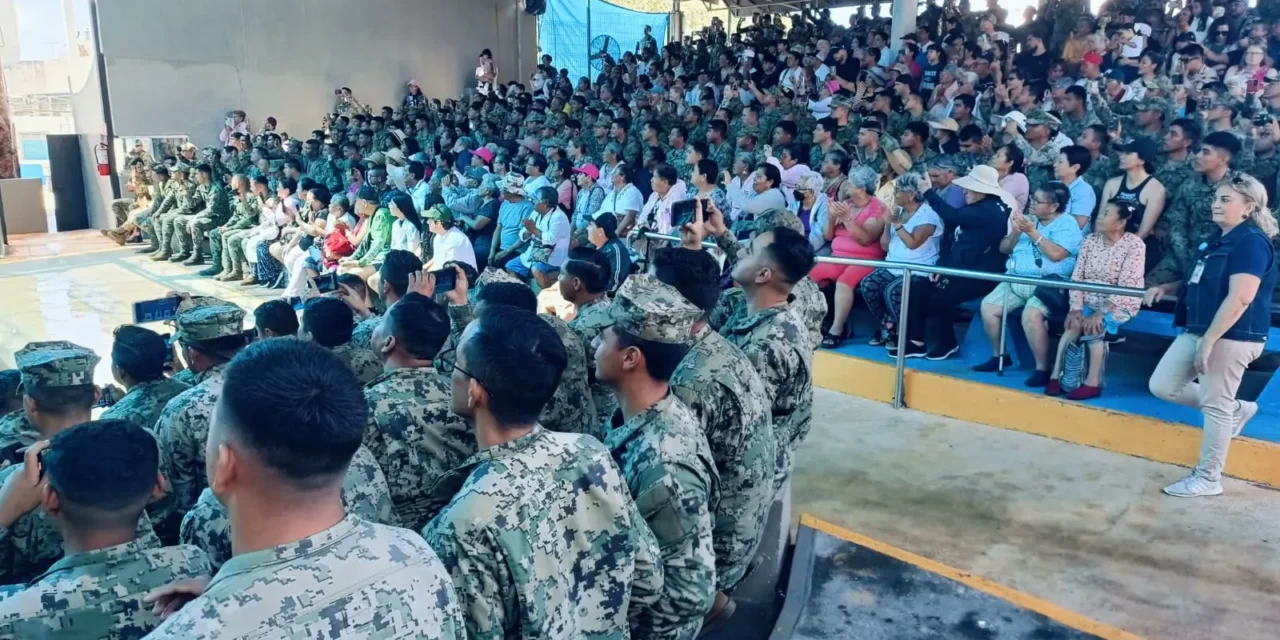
[
  {"left": 476, "top": 282, "right": 538, "bottom": 312},
  {"left": 562, "top": 248, "right": 612, "bottom": 294},
  {"left": 1060, "top": 145, "right": 1093, "bottom": 175},
  {"left": 763, "top": 227, "right": 816, "bottom": 284},
  {"left": 775, "top": 120, "right": 798, "bottom": 138},
  {"left": 905, "top": 121, "right": 930, "bottom": 140},
  {"left": 1065, "top": 85, "right": 1088, "bottom": 102},
  {"left": 1203, "top": 131, "right": 1242, "bottom": 156},
  {"left": 384, "top": 292, "right": 450, "bottom": 360},
  {"left": 463, "top": 305, "right": 566, "bottom": 426},
  {"left": 219, "top": 339, "right": 366, "bottom": 488},
  {"left": 45, "top": 419, "right": 159, "bottom": 528},
  {"left": 652, "top": 247, "right": 721, "bottom": 314},
  {"left": 25, "top": 384, "right": 97, "bottom": 416},
  {"left": 379, "top": 250, "right": 425, "bottom": 298},
  {"left": 111, "top": 325, "right": 168, "bottom": 382},
  {"left": 591, "top": 212, "right": 619, "bottom": 240},
  {"left": 958, "top": 124, "right": 984, "bottom": 143},
  {"left": 302, "top": 298, "right": 355, "bottom": 348},
  {"left": 654, "top": 163, "right": 678, "bottom": 185},
  {"left": 1170, "top": 117, "right": 1202, "bottom": 145},
  {"left": 254, "top": 299, "right": 299, "bottom": 337},
  {"left": 613, "top": 328, "right": 689, "bottom": 381}
]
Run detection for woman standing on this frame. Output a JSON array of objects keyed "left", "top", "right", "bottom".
[
  {"left": 1046, "top": 199, "right": 1146, "bottom": 399},
  {"left": 810, "top": 166, "right": 888, "bottom": 347},
  {"left": 1147, "top": 175, "right": 1278, "bottom": 497}
]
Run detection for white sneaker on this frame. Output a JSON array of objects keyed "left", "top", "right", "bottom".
[
  {"left": 1163, "top": 474, "right": 1224, "bottom": 498},
  {"left": 1232, "top": 400, "right": 1259, "bottom": 438}
]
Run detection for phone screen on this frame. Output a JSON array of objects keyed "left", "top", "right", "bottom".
[
  {"left": 132, "top": 297, "right": 182, "bottom": 324},
  {"left": 431, "top": 269, "right": 457, "bottom": 296},
  {"left": 315, "top": 273, "right": 339, "bottom": 294},
  {"left": 671, "top": 199, "right": 698, "bottom": 229}
]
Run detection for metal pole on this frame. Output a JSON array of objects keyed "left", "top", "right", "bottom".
[
  {"left": 893, "top": 269, "right": 912, "bottom": 409},
  {"left": 586, "top": 0, "right": 592, "bottom": 76},
  {"left": 997, "top": 286, "right": 1009, "bottom": 376}
]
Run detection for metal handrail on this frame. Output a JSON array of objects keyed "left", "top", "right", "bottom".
[{"left": 643, "top": 231, "right": 1152, "bottom": 409}]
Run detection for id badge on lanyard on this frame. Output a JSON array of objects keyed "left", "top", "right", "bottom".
[{"left": 1188, "top": 242, "right": 1209, "bottom": 285}]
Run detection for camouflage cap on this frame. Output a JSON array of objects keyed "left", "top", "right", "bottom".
[
  {"left": 1024, "top": 110, "right": 1061, "bottom": 128},
  {"left": 174, "top": 296, "right": 245, "bottom": 342},
  {"left": 1135, "top": 95, "right": 1170, "bottom": 115},
  {"left": 15, "top": 341, "right": 99, "bottom": 388},
  {"left": 476, "top": 267, "right": 523, "bottom": 289},
  {"left": 595, "top": 114, "right": 614, "bottom": 128},
  {"left": 755, "top": 208, "right": 805, "bottom": 234},
  {"left": 609, "top": 274, "right": 701, "bottom": 345},
  {"left": 830, "top": 95, "right": 855, "bottom": 110},
  {"left": 542, "top": 136, "right": 566, "bottom": 149}
]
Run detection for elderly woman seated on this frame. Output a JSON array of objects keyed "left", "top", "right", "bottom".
[
  {"left": 974, "top": 180, "right": 1083, "bottom": 386},
  {"left": 810, "top": 165, "right": 887, "bottom": 347},
  {"left": 788, "top": 172, "right": 830, "bottom": 252},
  {"left": 859, "top": 172, "right": 944, "bottom": 346}
]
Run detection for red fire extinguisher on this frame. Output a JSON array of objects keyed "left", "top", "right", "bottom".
[{"left": 95, "top": 143, "right": 110, "bottom": 176}]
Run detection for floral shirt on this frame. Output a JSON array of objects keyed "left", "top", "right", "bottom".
[{"left": 1069, "top": 232, "right": 1147, "bottom": 322}]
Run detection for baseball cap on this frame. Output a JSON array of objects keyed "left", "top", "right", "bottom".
[
  {"left": 574, "top": 163, "right": 601, "bottom": 181},
  {"left": 1116, "top": 138, "right": 1158, "bottom": 165},
  {"left": 1082, "top": 52, "right": 1104, "bottom": 67}
]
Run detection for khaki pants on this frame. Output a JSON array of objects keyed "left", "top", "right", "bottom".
[{"left": 1149, "top": 333, "right": 1264, "bottom": 482}]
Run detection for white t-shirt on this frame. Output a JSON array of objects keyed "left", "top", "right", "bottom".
[
  {"left": 431, "top": 226, "right": 477, "bottom": 270},
  {"left": 391, "top": 218, "right": 422, "bottom": 257},
  {"left": 886, "top": 204, "right": 944, "bottom": 275},
  {"left": 598, "top": 183, "right": 644, "bottom": 218}
]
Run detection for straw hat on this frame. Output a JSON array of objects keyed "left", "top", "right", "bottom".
[
  {"left": 886, "top": 149, "right": 913, "bottom": 176},
  {"left": 928, "top": 118, "right": 960, "bottom": 133},
  {"left": 952, "top": 165, "right": 1012, "bottom": 200}
]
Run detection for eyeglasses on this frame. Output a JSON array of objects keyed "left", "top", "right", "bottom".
[{"left": 438, "top": 353, "right": 488, "bottom": 393}]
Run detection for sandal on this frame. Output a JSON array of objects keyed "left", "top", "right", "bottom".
[{"left": 821, "top": 332, "right": 844, "bottom": 348}]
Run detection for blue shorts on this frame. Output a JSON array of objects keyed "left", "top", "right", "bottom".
[{"left": 507, "top": 255, "right": 556, "bottom": 277}]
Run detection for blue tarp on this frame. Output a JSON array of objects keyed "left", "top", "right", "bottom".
[{"left": 539, "top": 0, "right": 668, "bottom": 85}]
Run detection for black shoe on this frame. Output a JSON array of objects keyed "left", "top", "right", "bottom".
[
  {"left": 886, "top": 342, "right": 928, "bottom": 358},
  {"left": 925, "top": 345, "right": 961, "bottom": 361},
  {"left": 972, "top": 355, "right": 1013, "bottom": 372},
  {"left": 1024, "top": 370, "right": 1051, "bottom": 387},
  {"left": 820, "top": 332, "right": 844, "bottom": 349}
]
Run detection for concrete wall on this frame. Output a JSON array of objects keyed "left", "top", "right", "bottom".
[{"left": 96, "top": 0, "right": 537, "bottom": 146}]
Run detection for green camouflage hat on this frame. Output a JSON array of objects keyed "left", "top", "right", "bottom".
[
  {"left": 15, "top": 341, "right": 99, "bottom": 388},
  {"left": 476, "top": 267, "right": 523, "bottom": 289},
  {"left": 830, "top": 95, "right": 855, "bottom": 110},
  {"left": 542, "top": 137, "right": 566, "bottom": 150},
  {"left": 755, "top": 208, "right": 805, "bottom": 235},
  {"left": 1024, "top": 109, "right": 1061, "bottom": 128},
  {"left": 424, "top": 204, "right": 454, "bottom": 223},
  {"left": 1135, "top": 95, "right": 1170, "bottom": 114},
  {"left": 174, "top": 297, "right": 245, "bottom": 342},
  {"left": 609, "top": 274, "right": 701, "bottom": 345},
  {"left": 595, "top": 114, "right": 614, "bottom": 128}
]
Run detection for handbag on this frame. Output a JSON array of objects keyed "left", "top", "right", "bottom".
[{"left": 1030, "top": 243, "right": 1070, "bottom": 319}]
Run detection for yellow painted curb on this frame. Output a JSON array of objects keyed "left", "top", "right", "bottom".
[
  {"left": 799, "top": 514, "right": 1145, "bottom": 640},
  {"left": 814, "top": 350, "right": 1280, "bottom": 488}
]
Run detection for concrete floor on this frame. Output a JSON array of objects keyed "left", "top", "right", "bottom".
[{"left": 793, "top": 389, "right": 1280, "bottom": 640}]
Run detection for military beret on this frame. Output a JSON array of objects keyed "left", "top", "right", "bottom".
[
  {"left": 755, "top": 208, "right": 805, "bottom": 235},
  {"left": 15, "top": 341, "right": 99, "bottom": 389},
  {"left": 174, "top": 297, "right": 245, "bottom": 342},
  {"left": 609, "top": 275, "right": 701, "bottom": 345}
]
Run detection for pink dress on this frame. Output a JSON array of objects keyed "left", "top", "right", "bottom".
[{"left": 810, "top": 198, "right": 888, "bottom": 289}]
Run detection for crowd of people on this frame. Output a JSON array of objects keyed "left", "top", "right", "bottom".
[{"left": 4, "top": 0, "right": 1279, "bottom": 637}]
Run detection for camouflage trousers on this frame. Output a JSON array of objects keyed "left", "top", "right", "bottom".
[
  {"left": 110, "top": 197, "right": 137, "bottom": 226},
  {"left": 220, "top": 228, "right": 258, "bottom": 273},
  {"left": 174, "top": 209, "right": 229, "bottom": 257},
  {"left": 153, "top": 212, "right": 194, "bottom": 255}
]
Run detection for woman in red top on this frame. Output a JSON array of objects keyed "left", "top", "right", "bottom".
[{"left": 810, "top": 165, "right": 889, "bottom": 347}]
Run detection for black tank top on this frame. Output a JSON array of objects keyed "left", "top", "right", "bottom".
[{"left": 1114, "top": 174, "right": 1154, "bottom": 208}]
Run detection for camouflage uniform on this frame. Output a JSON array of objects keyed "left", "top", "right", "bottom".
[
  {"left": 539, "top": 314, "right": 600, "bottom": 439},
  {"left": 99, "top": 377, "right": 190, "bottom": 430},
  {"left": 1081, "top": 153, "right": 1117, "bottom": 207},
  {"left": 708, "top": 141, "right": 735, "bottom": 176},
  {"left": 668, "top": 145, "right": 693, "bottom": 183},
  {"left": 179, "top": 445, "right": 396, "bottom": 570},
  {"left": 423, "top": 427, "right": 663, "bottom": 640},
  {"left": 0, "top": 410, "right": 38, "bottom": 472},
  {"left": 151, "top": 173, "right": 201, "bottom": 258},
  {"left": 568, "top": 296, "right": 618, "bottom": 426},
  {"left": 351, "top": 313, "right": 383, "bottom": 351},
  {"left": 148, "top": 299, "right": 245, "bottom": 543},
  {"left": 721, "top": 305, "right": 814, "bottom": 487},
  {"left": 212, "top": 192, "right": 261, "bottom": 277},
  {"left": 809, "top": 142, "right": 848, "bottom": 171},
  {"left": 111, "top": 171, "right": 152, "bottom": 226},
  {"left": 712, "top": 227, "right": 827, "bottom": 348},
  {"left": 138, "top": 178, "right": 177, "bottom": 251},
  {"left": 331, "top": 341, "right": 384, "bottom": 385},
  {"left": 146, "top": 516, "right": 466, "bottom": 639},
  {"left": 0, "top": 534, "right": 210, "bottom": 639},
  {"left": 1058, "top": 99, "right": 1114, "bottom": 146},
  {"left": 1151, "top": 172, "right": 1232, "bottom": 285},
  {"left": 362, "top": 366, "right": 476, "bottom": 531},
  {"left": 606, "top": 276, "right": 719, "bottom": 638}
]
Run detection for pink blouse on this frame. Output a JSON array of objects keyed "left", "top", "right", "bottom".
[
  {"left": 1069, "top": 232, "right": 1146, "bottom": 322},
  {"left": 831, "top": 198, "right": 888, "bottom": 259}
]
